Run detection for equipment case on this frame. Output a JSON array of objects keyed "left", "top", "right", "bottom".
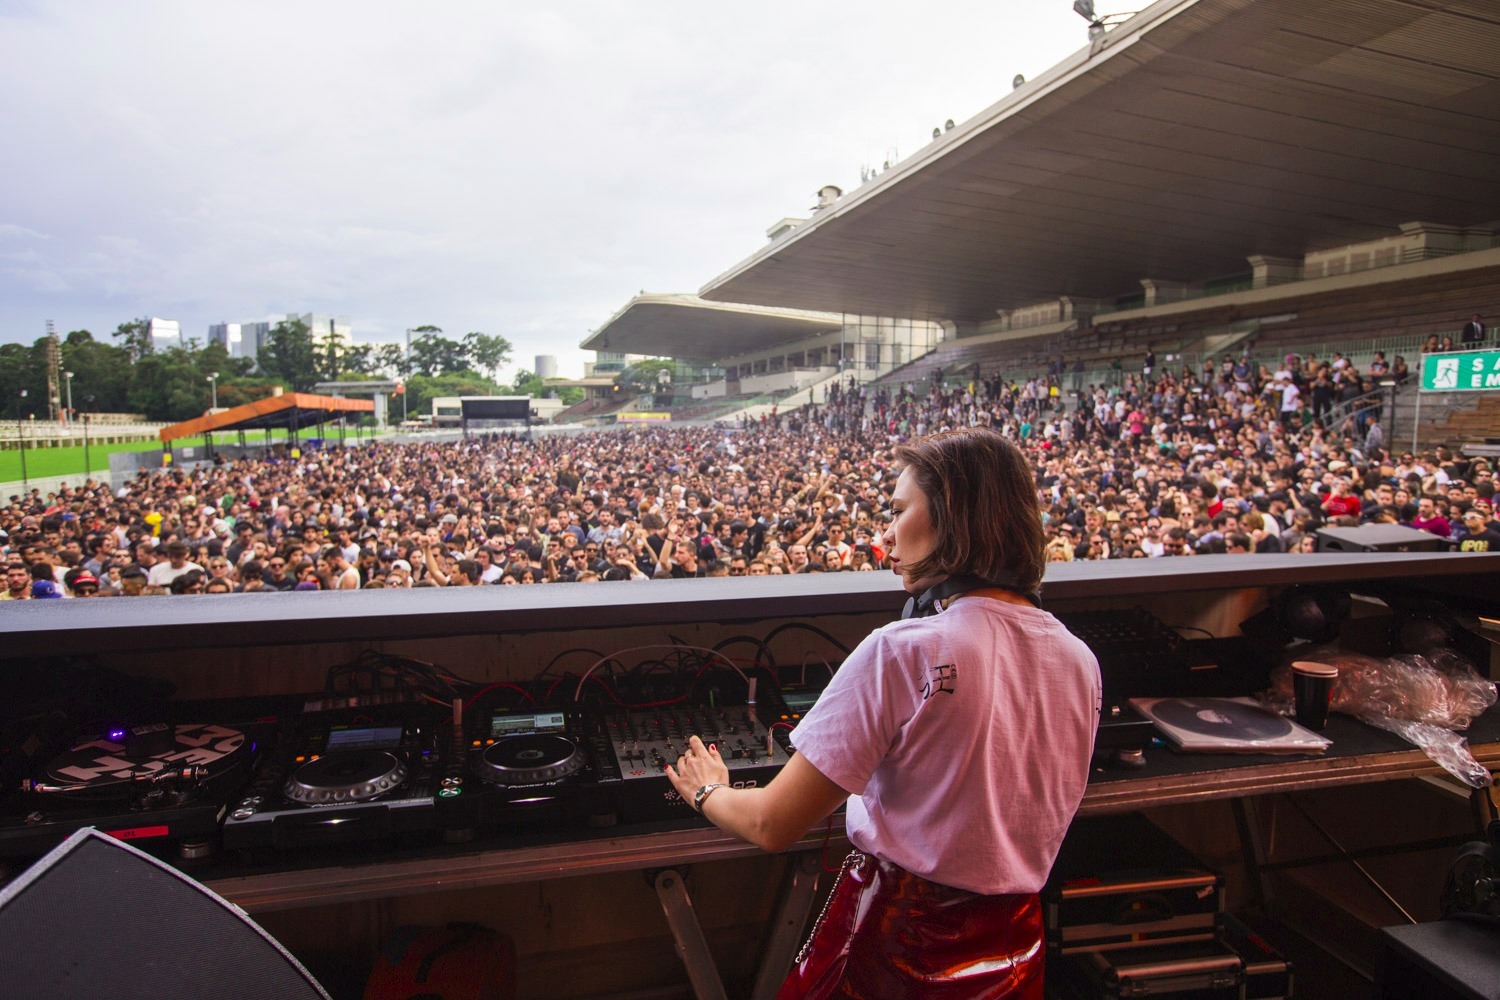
[
  {"left": 1045, "top": 814, "right": 1224, "bottom": 955},
  {"left": 1051, "top": 940, "right": 1242, "bottom": 998},
  {"left": 1223, "top": 915, "right": 1294, "bottom": 1000},
  {"left": 1048, "top": 917, "right": 1294, "bottom": 999}
]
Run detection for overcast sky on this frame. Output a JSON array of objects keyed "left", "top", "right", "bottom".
[{"left": 0, "top": 1, "right": 1095, "bottom": 380}]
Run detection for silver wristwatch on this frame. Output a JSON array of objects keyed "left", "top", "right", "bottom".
[{"left": 693, "top": 782, "right": 728, "bottom": 812}]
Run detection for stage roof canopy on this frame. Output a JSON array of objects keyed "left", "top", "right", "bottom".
[
  {"left": 159, "top": 393, "right": 374, "bottom": 444},
  {"left": 700, "top": 0, "right": 1500, "bottom": 322},
  {"left": 579, "top": 294, "right": 842, "bottom": 360}
]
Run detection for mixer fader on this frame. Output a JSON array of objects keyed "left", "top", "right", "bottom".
[
  {"left": 599, "top": 705, "right": 793, "bottom": 820},
  {"left": 606, "top": 706, "right": 789, "bottom": 777}
]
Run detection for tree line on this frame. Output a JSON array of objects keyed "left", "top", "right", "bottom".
[{"left": 0, "top": 318, "right": 580, "bottom": 424}]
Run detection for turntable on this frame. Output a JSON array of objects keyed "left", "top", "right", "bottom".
[
  {"left": 222, "top": 714, "right": 443, "bottom": 851},
  {"left": 436, "top": 709, "right": 618, "bottom": 835},
  {"left": 0, "top": 723, "right": 253, "bottom": 860}
]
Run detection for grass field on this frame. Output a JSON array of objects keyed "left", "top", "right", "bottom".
[
  {"left": 0, "top": 439, "right": 159, "bottom": 482},
  {"left": 0, "top": 426, "right": 397, "bottom": 483}
]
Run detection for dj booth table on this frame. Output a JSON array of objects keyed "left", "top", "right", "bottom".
[{"left": 4, "top": 552, "right": 1499, "bottom": 998}]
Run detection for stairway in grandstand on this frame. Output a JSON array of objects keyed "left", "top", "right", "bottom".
[
  {"left": 554, "top": 395, "right": 638, "bottom": 424},
  {"left": 1422, "top": 394, "right": 1500, "bottom": 452},
  {"left": 718, "top": 370, "right": 844, "bottom": 424}
]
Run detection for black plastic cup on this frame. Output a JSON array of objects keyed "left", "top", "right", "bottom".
[{"left": 1291, "top": 661, "right": 1338, "bottom": 731}]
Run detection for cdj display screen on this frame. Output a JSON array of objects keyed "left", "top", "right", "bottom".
[
  {"left": 326, "top": 726, "right": 403, "bottom": 750},
  {"left": 490, "top": 712, "right": 566, "bottom": 736}
]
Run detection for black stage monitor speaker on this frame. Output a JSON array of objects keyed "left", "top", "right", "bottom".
[
  {"left": 0, "top": 828, "right": 328, "bottom": 999},
  {"left": 458, "top": 397, "right": 530, "bottom": 422},
  {"left": 1316, "top": 523, "right": 1449, "bottom": 553}
]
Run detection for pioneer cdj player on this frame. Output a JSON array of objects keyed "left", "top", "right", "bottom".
[
  {"left": 436, "top": 707, "right": 620, "bottom": 835},
  {"left": 222, "top": 709, "right": 444, "bottom": 851},
  {"left": 0, "top": 722, "right": 254, "bottom": 861}
]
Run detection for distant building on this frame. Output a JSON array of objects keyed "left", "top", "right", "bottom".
[
  {"left": 229, "top": 313, "right": 352, "bottom": 368},
  {"left": 237, "top": 321, "right": 272, "bottom": 362},
  {"left": 208, "top": 322, "right": 241, "bottom": 355},
  {"left": 297, "top": 313, "right": 354, "bottom": 373},
  {"left": 535, "top": 354, "right": 558, "bottom": 380},
  {"left": 146, "top": 317, "right": 181, "bottom": 352},
  {"left": 296, "top": 313, "right": 353, "bottom": 350},
  {"left": 592, "top": 351, "right": 631, "bottom": 375}
]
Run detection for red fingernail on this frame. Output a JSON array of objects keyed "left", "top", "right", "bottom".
[{"left": 709, "top": 744, "right": 716, "bottom": 752}]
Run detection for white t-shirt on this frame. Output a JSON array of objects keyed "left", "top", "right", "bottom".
[
  {"left": 791, "top": 597, "right": 1101, "bottom": 895},
  {"left": 148, "top": 560, "right": 203, "bottom": 587}
]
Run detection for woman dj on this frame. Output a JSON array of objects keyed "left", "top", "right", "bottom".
[{"left": 667, "top": 428, "right": 1101, "bottom": 998}]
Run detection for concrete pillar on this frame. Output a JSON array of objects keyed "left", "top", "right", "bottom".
[
  {"left": 1139, "top": 279, "right": 1193, "bottom": 307},
  {"left": 1246, "top": 255, "right": 1302, "bottom": 289},
  {"left": 1058, "top": 296, "right": 1110, "bottom": 325},
  {"left": 1399, "top": 221, "right": 1469, "bottom": 259}
]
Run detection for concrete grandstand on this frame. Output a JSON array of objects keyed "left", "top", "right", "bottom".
[{"left": 579, "top": 0, "right": 1499, "bottom": 440}]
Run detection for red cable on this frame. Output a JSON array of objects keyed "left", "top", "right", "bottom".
[
  {"left": 820, "top": 814, "right": 843, "bottom": 873},
  {"left": 544, "top": 676, "right": 570, "bottom": 703},
  {"left": 462, "top": 682, "right": 535, "bottom": 709}
]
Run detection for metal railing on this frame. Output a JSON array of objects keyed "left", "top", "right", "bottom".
[
  {"left": 1090, "top": 242, "right": 1500, "bottom": 318},
  {"left": 1291, "top": 385, "right": 1392, "bottom": 446},
  {"left": 2, "top": 420, "right": 166, "bottom": 442}
]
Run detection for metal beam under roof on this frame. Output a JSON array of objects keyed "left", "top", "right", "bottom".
[{"left": 579, "top": 294, "right": 842, "bottom": 361}]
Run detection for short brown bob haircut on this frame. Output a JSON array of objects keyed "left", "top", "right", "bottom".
[{"left": 891, "top": 427, "right": 1045, "bottom": 595}]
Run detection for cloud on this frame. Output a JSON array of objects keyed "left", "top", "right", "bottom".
[
  {"left": 0, "top": 223, "right": 48, "bottom": 241},
  {"left": 0, "top": 1, "right": 1086, "bottom": 375},
  {"left": 6, "top": 267, "right": 68, "bottom": 293}
]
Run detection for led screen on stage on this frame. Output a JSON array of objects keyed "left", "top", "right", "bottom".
[{"left": 459, "top": 398, "right": 531, "bottom": 421}]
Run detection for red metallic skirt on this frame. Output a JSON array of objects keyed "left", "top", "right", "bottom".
[{"left": 777, "top": 852, "right": 1044, "bottom": 1000}]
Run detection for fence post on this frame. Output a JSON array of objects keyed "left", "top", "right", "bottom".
[{"left": 1413, "top": 389, "right": 1422, "bottom": 455}]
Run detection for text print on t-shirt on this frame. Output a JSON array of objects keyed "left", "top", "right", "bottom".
[{"left": 922, "top": 663, "right": 958, "bottom": 700}]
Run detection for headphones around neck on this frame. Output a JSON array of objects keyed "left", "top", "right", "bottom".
[{"left": 900, "top": 572, "right": 1043, "bottom": 619}]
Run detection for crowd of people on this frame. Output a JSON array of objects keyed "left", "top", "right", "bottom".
[{"left": 2, "top": 347, "right": 1497, "bottom": 599}]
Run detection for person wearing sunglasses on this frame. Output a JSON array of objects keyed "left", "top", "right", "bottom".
[{"left": 262, "top": 556, "right": 296, "bottom": 592}]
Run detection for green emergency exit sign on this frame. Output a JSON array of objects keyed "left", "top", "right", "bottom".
[{"left": 1421, "top": 350, "right": 1500, "bottom": 392}]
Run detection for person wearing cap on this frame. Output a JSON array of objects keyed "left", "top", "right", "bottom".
[
  {"left": 1456, "top": 509, "right": 1500, "bottom": 553},
  {"left": 65, "top": 569, "right": 101, "bottom": 597},
  {"left": 30, "top": 579, "right": 63, "bottom": 599},
  {"left": 388, "top": 559, "right": 413, "bottom": 587}
]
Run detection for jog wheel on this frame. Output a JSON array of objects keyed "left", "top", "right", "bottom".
[
  {"left": 475, "top": 734, "right": 584, "bottom": 786},
  {"left": 282, "top": 751, "right": 408, "bottom": 805}
]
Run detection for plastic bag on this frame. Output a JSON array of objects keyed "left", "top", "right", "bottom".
[{"left": 1265, "top": 647, "right": 1497, "bottom": 788}]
